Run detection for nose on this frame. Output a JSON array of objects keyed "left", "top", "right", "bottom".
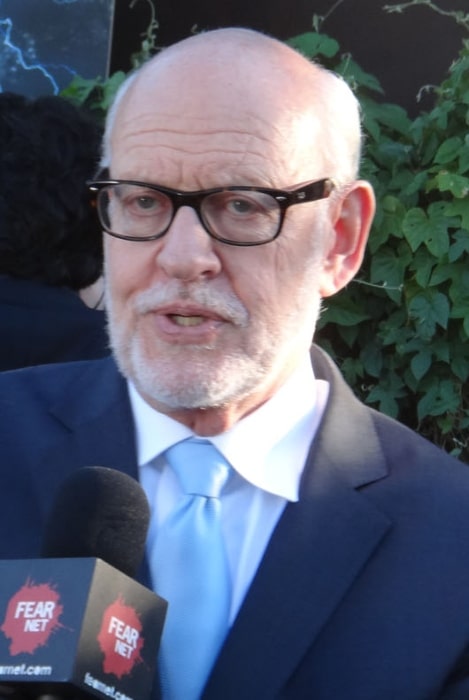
[{"left": 155, "top": 206, "right": 222, "bottom": 282}]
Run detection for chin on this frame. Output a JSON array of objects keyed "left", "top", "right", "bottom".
[
  {"left": 114, "top": 332, "right": 267, "bottom": 411},
  {"left": 140, "top": 356, "right": 267, "bottom": 411}
]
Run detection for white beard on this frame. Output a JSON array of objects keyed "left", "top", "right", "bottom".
[{"left": 106, "top": 278, "right": 322, "bottom": 411}]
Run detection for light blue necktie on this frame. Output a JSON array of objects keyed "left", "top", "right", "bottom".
[{"left": 152, "top": 438, "right": 232, "bottom": 700}]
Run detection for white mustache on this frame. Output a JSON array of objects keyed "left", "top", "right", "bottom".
[{"left": 132, "top": 281, "right": 249, "bottom": 326}]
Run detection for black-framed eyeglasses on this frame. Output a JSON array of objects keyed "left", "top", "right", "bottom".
[{"left": 88, "top": 176, "right": 335, "bottom": 247}]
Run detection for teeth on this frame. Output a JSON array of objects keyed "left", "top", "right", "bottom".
[{"left": 170, "top": 314, "right": 204, "bottom": 327}]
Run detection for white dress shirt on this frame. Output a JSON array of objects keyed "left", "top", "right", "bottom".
[{"left": 128, "top": 353, "right": 329, "bottom": 623}]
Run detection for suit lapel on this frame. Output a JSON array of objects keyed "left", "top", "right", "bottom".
[
  {"left": 204, "top": 347, "right": 392, "bottom": 698},
  {"left": 29, "top": 358, "right": 154, "bottom": 589},
  {"left": 48, "top": 358, "right": 137, "bottom": 473},
  {"left": 28, "top": 359, "right": 140, "bottom": 540}
]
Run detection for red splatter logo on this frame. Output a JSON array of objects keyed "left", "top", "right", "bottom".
[
  {"left": 1, "top": 580, "right": 64, "bottom": 655},
  {"left": 97, "top": 596, "right": 144, "bottom": 679}
]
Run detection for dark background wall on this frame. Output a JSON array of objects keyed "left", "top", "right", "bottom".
[{"left": 110, "top": 0, "right": 466, "bottom": 116}]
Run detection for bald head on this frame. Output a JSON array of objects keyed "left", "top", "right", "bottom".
[{"left": 102, "top": 28, "right": 362, "bottom": 184}]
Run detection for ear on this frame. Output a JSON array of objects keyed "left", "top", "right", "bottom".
[{"left": 319, "top": 180, "right": 375, "bottom": 298}]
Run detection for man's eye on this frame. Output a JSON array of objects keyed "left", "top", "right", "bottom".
[
  {"left": 225, "top": 197, "right": 259, "bottom": 215},
  {"left": 122, "top": 190, "right": 167, "bottom": 216},
  {"left": 134, "top": 195, "right": 158, "bottom": 210}
]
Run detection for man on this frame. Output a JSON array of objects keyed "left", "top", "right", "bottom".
[{"left": 1, "top": 27, "right": 469, "bottom": 700}]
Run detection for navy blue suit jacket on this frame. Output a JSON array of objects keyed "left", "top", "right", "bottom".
[{"left": 1, "top": 346, "right": 469, "bottom": 699}]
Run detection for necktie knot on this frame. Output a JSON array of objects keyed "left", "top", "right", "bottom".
[{"left": 165, "top": 438, "right": 230, "bottom": 499}]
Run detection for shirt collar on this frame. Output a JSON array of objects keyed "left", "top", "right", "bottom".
[{"left": 128, "top": 353, "right": 328, "bottom": 502}]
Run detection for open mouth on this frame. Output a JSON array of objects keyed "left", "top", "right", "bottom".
[{"left": 168, "top": 314, "right": 206, "bottom": 327}]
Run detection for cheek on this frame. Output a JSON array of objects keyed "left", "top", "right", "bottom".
[
  {"left": 104, "top": 239, "right": 151, "bottom": 302},
  {"left": 272, "top": 236, "right": 325, "bottom": 311},
  {"left": 227, "top": 251, "right": 284, "bottom": 322}
]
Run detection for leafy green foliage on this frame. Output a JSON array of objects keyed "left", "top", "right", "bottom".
[
  {"left": 60, "top": 0, "right": 159, "bottom": 122},
  {"left": 60, "top": 71, "right": 127, "bottom": 120},
  {"left": 289, "top": 4, "right": 469, "bottom": 461}
]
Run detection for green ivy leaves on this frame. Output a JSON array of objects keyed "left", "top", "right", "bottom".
[{"left": 295, "top": 11, "right": 469, "bottom": 461}]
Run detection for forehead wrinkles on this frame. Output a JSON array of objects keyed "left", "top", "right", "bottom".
[{"left": 111, "top": 108, "right": 298, "bottom": 183}]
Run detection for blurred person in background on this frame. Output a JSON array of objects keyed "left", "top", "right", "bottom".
[{"left": 0, "top": 92, "right": 109, "bottom": 370}]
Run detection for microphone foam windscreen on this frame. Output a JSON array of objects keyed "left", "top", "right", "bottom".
[{"left": 41, "top": 466, "right": 151, "bottom": 578}]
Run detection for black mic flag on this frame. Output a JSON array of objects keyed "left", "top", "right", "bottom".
[{"left": 0, "top": 467, "right": 167, "bottom": 700}]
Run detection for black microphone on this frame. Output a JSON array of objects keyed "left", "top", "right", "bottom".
[
  {"left": 0, "top": 467, "right": 167, "bottom": 700},
  {"left": 41, "top": 466, "right": 150, "bottom": 578}
]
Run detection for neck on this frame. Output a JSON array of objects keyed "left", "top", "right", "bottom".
[{"left": 138, "top": 378, "right": 288, "bottom": 436}]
